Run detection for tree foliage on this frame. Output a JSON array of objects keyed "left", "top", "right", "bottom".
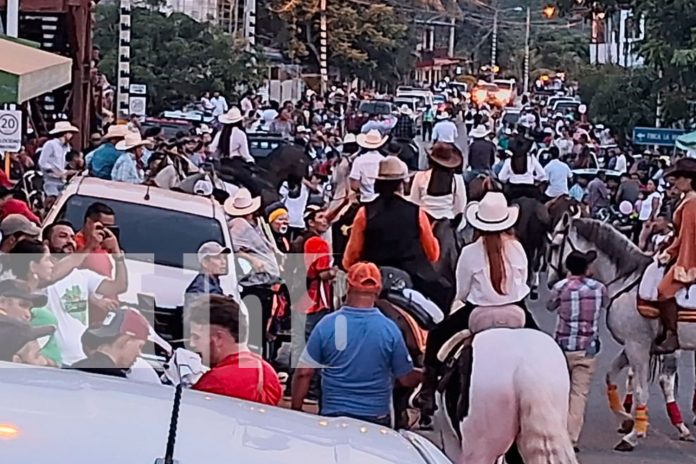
[{"left": 94, "top": 4, "right": 262, "bottom": 113}]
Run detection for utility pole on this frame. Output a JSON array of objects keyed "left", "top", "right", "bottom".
[
  {"left": 319, "top": 0, "right": 328, "bottom": 95},
  {"left": 117, "top": 0, "right": 132, "bottom": 120},
  {"left": 244, "top": 0, "right": 256, "bottom": 50},
  {"left": 6, "top": 0, "right": 18, "bottom": 38},
  {"left": 449, "top": 16, "right": 456, "bottom": 59},
  {"left": 491, "top": 10, "right": 498, "bottom": 68},
  {"left": 523, "top": 5, "right": 531, "bottom": 93}
]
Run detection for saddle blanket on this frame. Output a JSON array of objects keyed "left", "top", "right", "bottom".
[{"left": 638, "top": 259, "right": 665, "bottom": 302}]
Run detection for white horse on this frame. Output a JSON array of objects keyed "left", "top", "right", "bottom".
[
  {"left": 435, "top": 328, "right": 577, "bottom": 464},
  {"left": 547, "top": 215, "right": 695, "bottom": 450}
]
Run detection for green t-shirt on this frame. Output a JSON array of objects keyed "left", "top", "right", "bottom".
[{"left": 31, "top": 307, "right": 62, "bottom": 366}]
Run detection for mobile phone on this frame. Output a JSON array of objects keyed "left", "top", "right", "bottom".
[{"left": 106, "top": 225, "right": 120, "bottom": 241}]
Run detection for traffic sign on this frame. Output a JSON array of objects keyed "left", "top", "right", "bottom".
[
  {"left": 129, "top": 96, "right": 147, "bottom": 116},
  {"left": 632, "top": 127, "right": 686, "bottom": 146},
  {"left": 129, "top": 84, "right": 147, "bottom": 95},
  {"left": 0, "top": 110, "right": 22, "bottom": 153}
]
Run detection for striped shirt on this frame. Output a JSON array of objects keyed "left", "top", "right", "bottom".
[{"left": 547, "top": 276, "right": 608, "bottom": 352}]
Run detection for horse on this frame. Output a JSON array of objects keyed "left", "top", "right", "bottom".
[
  {"left": 434, "top": 328, "right": 577, "bottom": 464},
  {"left": 547, "top": 215, "right": 696, "bottom": 450}
]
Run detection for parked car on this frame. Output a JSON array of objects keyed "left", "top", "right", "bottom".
[{"left": 359, "top": 100, "right": 396, "bottom": 116}]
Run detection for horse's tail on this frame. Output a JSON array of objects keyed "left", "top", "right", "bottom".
[{"left": 515, "top": 363, "right": 578, "bottom": 464}]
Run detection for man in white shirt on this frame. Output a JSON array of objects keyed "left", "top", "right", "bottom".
[
  {"left": 543, "top": 147, "right": 573, "bottom": 199},
  {"left": 432, "top": 112, "right": 459, "bottom": 144},
  {"left": 240, "top": 91, "right": 254, "bottom": 115},
  {"left": 200, "top": 92, "right": 215, "bottom": 113},
  {"left": 210, "top": 92, "right": 229, "bottom": 117},
  {"left": 349, "top": 130, "right": 387, "bottom": 202},
  {"left": 614, "top": 152, "right": 628, "bottom": 174},
  {"left": 38, "top": 121, "right": 79, "bottom": 199},
  {"left": 554, "top": 128, "right": 574, "bottom": 157}
]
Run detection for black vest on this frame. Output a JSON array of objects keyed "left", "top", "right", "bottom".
[{"left": 362, "top": 196, "right": 426, "bottom": 270}]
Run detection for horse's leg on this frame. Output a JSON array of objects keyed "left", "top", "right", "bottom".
[
  {"left": 659, "top": 352, "right": 693, "bottom": 441},
  {"left": 623, "top": 367, "right": 634, "bottom": 414},
  {"left": 605, "top": 350, "right": 634, "bottom": 432},
  {"left": 615, "top": 344, "right": 651, "bottom": 451}
]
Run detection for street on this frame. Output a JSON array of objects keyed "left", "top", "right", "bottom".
[
  {"left": 421, "top": 278, "right": 696, "bottom": 464},
  {"left": 417, "top": 118, "right": 470, "bottom": 170}
]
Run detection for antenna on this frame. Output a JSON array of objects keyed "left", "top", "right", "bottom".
[
  {"left": 144, "top": 183, "right": 151, "bottom": 201},
  {"left": 154, "top": 383, "right": 183, "bottom": 464}
]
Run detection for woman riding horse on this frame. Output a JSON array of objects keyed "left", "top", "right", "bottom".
[
  {"left": 498, "top": 135, "right": 546, "bottom": 200},
  {"left": 416, "top": 192, "right": 540, "bottom": 433},
  {"left": 342, "top": 156, "right": 454, "bottom": 313}
]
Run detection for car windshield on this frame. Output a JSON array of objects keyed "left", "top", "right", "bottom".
[
  {"left": 57, "top": 194, "right": 225, "bottom": 269},
  {"left": 394, "top": 98, "right": 417, "bottom": 110},
  {"left": 494, "top": 81, "right": 514, "bottom": 90},
  {"left": 359, "top": 101, "right": 394, "bottom": 115}
]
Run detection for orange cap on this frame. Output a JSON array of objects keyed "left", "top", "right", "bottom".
[{"left": 347, "top": 262, "right": 382, "bottom": 294}]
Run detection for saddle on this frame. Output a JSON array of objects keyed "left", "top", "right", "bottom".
[
  {"left": 636, "top": 259, "right": 696, "bottom": 323},
  {"left": 375, "top": 299, "right": 427, "bottom": 362},
  {"left": 380, "top": 267, "right": 445, "bottom": 330}
]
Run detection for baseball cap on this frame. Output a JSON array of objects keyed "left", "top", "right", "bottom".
[
  {"left": 83, "top": 308, "right": 150, "bottom": 344},
  {"left": 0, "top": 280, "right": 48, "bottom": 307},
  {"left": 0, "top": 315, "right": 55, "bottom": 361},
  {"left": 197, "top": 241, "right": 231, "bottom": 263},
  {"left": 347, "top": 262, "right": 382, "bottom": 294},
  {"left": 0, "top": 214, "right": 41, "bottom": 237}
]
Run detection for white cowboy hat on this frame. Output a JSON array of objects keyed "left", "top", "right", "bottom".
[
  {"left": 342, "top": 133, "right": 357, "bottom": 144},
  {"left": 436, "top": 111, "right": 450, "bottom": 120},
  {"left": 224, "top": 188, "right": 261, "bottom": 216},
  {"left": 198, "top": 124, "right": 213, "bottom": 135},
  {"left": 466, "top": 191, "right": 519, "bottom": 232},
  {"left": 296, "top": 125, "right": 311, "bottom": 134},
  {"left": 218, "top": 107, "right": 244, "bottom": 124},
  {"left": 469, "top": 125, "right": 491, "bottom": 138},
  {"left": 101, "top": 124, "right": 130, "bottom": 141},
  {"left": 399, "top": 105, "right": 413, "bottom": 116},
  {"left": 357, "top": 129, "right": 388, "bottom": 150},
  {"left": 371, "top": 156, "right": 411, "bottom": 181},
  {"left": 49, "top": 121, "right": 79, "bottom": 135},
  {"left": 115, "top": 132, "right": 149, "bottom": 151}
]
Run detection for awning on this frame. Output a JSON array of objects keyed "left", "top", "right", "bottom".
[
  {"left": 0, "top": 37, "right": 72, "bottom": 104},
  {"left": 676, "top": 130, "right": 696, "bottom": 151}
]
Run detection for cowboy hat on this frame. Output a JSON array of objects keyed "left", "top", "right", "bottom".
[
  {"left": 342, "top": 133, "right": 357, "bottom": 144},
  {"left": 466, "top": 191, "right": 519, "bottom": 232},
  {"left": 49, "top": 121, "right": 79, "bottom": 135},
  {"left": 218, "top": 107, "right": 244, "bottom": 124},
  {"left": 372, "top": 156, "right": 411, "bottom": 181},
  {"left": 665, "top": 158, "right": 696, "bottom": 178},
  {"left": 429, "top": 143, "right": 463, "bottom": 169},
  {"left": 469, "top": 125, "right": 491, "bottom": 138},
  {"left": 115, "top": 133, "right": 150, "bottom": 151},
  {"left": 101, "top": 124, "right": 130, "bottom": 141},
  {"left": 357, "top": 129, "right": 388, "bottom": 150},
  {"left": 399, "top": 105, "right": 413, "bottom": 116},
  {"left": 224, "top": 188, "right": 261, "bottom": 216},
  {"left": 436, "top": 111, "right": 451, "bottom": 120}
]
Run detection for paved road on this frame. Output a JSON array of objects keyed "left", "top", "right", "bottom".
[
  {"left": 416, "top": 118, "right": 469, "bottom": 170},
  {"left": 421, "top": 278, "right": 696, "bottom": 463}
]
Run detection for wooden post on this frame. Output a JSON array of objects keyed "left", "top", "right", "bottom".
[{"left": 4, "top": 152, "right": 10, "bottom": 179}]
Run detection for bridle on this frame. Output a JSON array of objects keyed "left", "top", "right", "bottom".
[{"left": 548, "top": 225, "right": 643, "bottom": 307}]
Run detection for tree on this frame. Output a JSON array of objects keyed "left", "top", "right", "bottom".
[{"left": 93, "top": 4, "right": 262, "bottom": 114}]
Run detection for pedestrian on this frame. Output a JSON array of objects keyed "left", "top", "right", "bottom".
[
  {"left": 291, "top": 261, "right": 421, "bottom": 426},
  {"left": 240, "top": 90, "right": 254, "bottom": 115},
  {"left": 0, "top": 188, "right": 40, "bottom": 224},
  {"left": 636, "top": 179, "right": 662, "bottom": 249},
  {"left": 267, "top": 207, "right": 291, "bottom": 254},
  {"left": 587, "top": 170, "right": 610, "bottom": 216},
  {"left": 75, "top": 202, "right": 117, "bottom": 278},
  {"left": 547, "top": 250, "right": 608, "bottom": 451},
  {"left": 279, "top": 174, "right": 311, "bottom": 239},
  {"left": 569, "top": 175, "right": 588, "bottom": 203},
  {"left": 86, "top": 125, "right": 129, "bottom": 180},
  {"left": 70, "top": 308, "right": 150, "bottom": 378},
  {"left": 432, "top": 111, "right": 458, "bottom": 144},
  {"left": 348, "top": 129, "right": 388, "bottom": 202},
  {"left": 209, "top": 107, "right": 254, "bottom": 163},
  {"left": 185, "top": 241, "right": 230, "bottom": 303},
  {"left": 0, "top": 214, "right": 41, "bottom": 254},
  {"left": 188, "top": 294, "right": 282, "bottom": 406},
  {"left": 111, "top": 132, "right": 148, "bottom": 184},
  {"left": 409, "top": 143, "right": 466, "bottom": 222},
  {"left": 0, "top": 313, "right": 55, "bottom": 363},
  {"left": 616, "top": 173, "right": 641, "bottom": 205},
  {"left": 422, "top": 105, "right": 435, "bottom": 141},
  {"left": 210, "top": 91, "right": 229, "bottom": 117},
  {"left": 543, "top": 147, "right": 573, "bottom": 200},
  {"left": 38, "top": 121, "right": 80, "bottom": 201},
  {"left": 269, "top": 107, "right": 296, "bottom": 140}
]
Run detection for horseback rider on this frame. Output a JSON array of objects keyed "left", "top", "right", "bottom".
[
  {"left": 349, "top": 130, "right": 388, "bottom": 203},
  {"left": 392, "top": 105, "right": 416, "bottom": 142},
  {"left": 416, "top": 191, "right": 539, "bottom": 418},
  {"left": 498, "top": 135, "right": 546, "bottom": 200},
  {"left": 465, "top": 125, "right": 496, "bottom": 183},
  {"left": 653, "top": 159, "right": 696, "bottom": 354},
  {"left": 209, "top": 107, "right": 255, "bottom": 163},
  {"left": 409, "top": 143, "right": 466, "bottom": 224},
  {"left": 342, "top": 156, "right": 454, "bottom": 312}
]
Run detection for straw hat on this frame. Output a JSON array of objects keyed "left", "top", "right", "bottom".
[
  {"left": 357, "top": 129, "right": 388, "bottom": 150},
  {"left": 49, "top": 121, "right": 79, "bottom": 135},
  {"left": 115, "top": 132, "right": 150, "bottom": 151},
  {"left": 342, "top": 133, "right": 357, "bottom": 144},
  {"left": 224, "top": 188, "right": 262, "bottom": 216},
  {"left": 465, "top": 191, "right": 519, "bottom": 232},
  {"left": 102, "top": 124, "right": 130, "bottom": 141},
  {"left": 218, "top": 107, "right": 244, "bottom": 124},
  {"left": 428, "top": 144, "right": 463, "bottom": 169},
  {"left": 469, "top": 125, "right": 491, "bottom": 139},
  {"left": 372, "top": 156, "right": 411, "bottom": 181},
  {"left": 399, "top": 105, "right": 413, "bottom": 116}
]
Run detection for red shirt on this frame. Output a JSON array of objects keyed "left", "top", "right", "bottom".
[
  {"left": 303, "top": 235, "right": 333, "bottom": 315},
  {"left": 193, "top": 351, "right": 282, "bottom": 406},
  {"left": 75, "top": 231, "right": 114, "bottom": 278},
  {"left": 0, "top": 199, "right": 40, "bottom": 224}
]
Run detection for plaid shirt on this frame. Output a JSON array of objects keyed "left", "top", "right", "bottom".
[
  {"left": 547, "top": 276, "right": 608, "bottom": 352},
  {"left": 111, "top": 152, "right": 144, "bottom": 184},
  {"left": 391, "top": 115, "right": 415, "bottom": 140}
]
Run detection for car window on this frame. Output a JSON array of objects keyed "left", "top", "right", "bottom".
[
  {"left": 248, "top": 137, "right": 287, "bottom": 158},
  {"left": 359, "top": 101, "right": 394, "bottom": 115},
  {"left": 56, "top": 194, "right": 225, "bottom": 269}
]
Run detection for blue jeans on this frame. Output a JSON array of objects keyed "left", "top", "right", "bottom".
[{"left": 323, "top": 412, "right": 392, "bottom": 427}]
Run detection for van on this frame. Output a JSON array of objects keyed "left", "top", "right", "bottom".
[{"left": 396, "top": 87, "right": 433, "bottom": 110}]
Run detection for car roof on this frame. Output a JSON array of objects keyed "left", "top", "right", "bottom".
[
  {"left": 62, "top": 177, "right": 222, "bottom": 219},
  {"left": 0, "top": 364, "right": 434, "bottom": 464}
]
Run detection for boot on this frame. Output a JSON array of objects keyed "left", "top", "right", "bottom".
[
  {"left": 413, "top": 366, "right": 438, "bottom": 417},
  {"left": 653, "top": 299, "right": 679, "bottom": 354}
]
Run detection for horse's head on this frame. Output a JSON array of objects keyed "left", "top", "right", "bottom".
[
  {"left": 546, "top": 211, "right": 580, "bottom": 287},
  {"left": 467, "top": 174, "right": 502, "bottom": 202}
]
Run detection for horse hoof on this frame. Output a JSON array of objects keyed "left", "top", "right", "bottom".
[
  {"left": 618, "top": 420, "right": 634, "bottom": 434},
  {"left": 614, "top": 440, "right": 634, "bottom": 452}
]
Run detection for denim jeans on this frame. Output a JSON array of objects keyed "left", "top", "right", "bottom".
[{"left": 323, "top": 412, "right": 392, "bottom": 428}]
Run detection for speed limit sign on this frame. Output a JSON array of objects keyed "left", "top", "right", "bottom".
[{"left": 0, "top": 110, "right": 22, "bottom": 153}]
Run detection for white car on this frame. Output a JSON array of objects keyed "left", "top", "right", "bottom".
[{"left": 0, "top": 363, "right": 452, "bottom": 464}]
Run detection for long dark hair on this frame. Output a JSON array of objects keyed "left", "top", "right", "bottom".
[
  {"left": 217, "top": 121, "right": 244, "bottom": 158},
  {"left": 509, "top": 135, "right": 533, "bottom": 175},
  {"left": 427, "top": 164, "right": 454, "bottom": 197}
]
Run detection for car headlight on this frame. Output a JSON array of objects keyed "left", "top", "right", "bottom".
[{"left": 399, "top": 431, "right": 453, "bottom": 463}]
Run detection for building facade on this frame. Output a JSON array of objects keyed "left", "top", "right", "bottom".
[{"left": 590, "top": 8, "right": 644, "bottom": 67}]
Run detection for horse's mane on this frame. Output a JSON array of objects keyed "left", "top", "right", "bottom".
[{"left": 572, "top": 218, "right": 652, "bottom": 277}]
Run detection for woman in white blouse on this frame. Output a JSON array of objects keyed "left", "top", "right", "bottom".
[
  {"left": 209, "top": 107, "right": 255, "bottom": 163},
  {"left": 409, "top": 143, "right": 466, "bottom": 224},
  {"left": 416, "top": 191, "right": 539, "bottom": 418},
  {"left": 497, "top": 138, "right": 546, "bottom": 200}
]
